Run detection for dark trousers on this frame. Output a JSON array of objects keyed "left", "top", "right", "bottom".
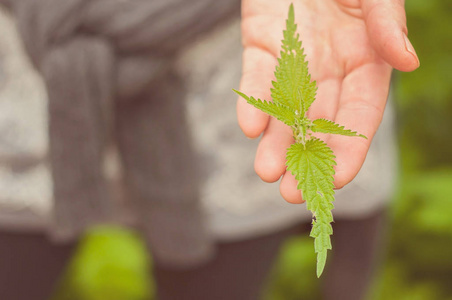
[{"left": 0, "top": 210, "right": 386, "bottom": 300}]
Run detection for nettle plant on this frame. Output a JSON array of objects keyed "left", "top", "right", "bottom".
[{"left": 234, "top": 4, "right": 366, "bottom": 277}]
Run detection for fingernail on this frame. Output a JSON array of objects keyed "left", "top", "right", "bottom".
[{"left": 403, "top": 33, "right": 420, "bottom": 67}]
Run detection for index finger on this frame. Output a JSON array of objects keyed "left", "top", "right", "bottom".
[{"left": 237, "top": 47, "right": 277, "bottom": 138}]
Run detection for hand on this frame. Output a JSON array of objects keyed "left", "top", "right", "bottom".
[{"left": 237, "top": 0, "right": 419, "bottom": 203}]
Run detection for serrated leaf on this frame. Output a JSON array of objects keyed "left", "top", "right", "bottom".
[
  {"left": 233, "top": 89, "right": 297, "bottom": 126},
  {"left": 316, "top": 250, "right": 327, "bottom": 278},
  {"left": 271, "top": 3, "right": 317, "bottom": 116},
  {"left": 311, "top": 119, "right": 367, "bottom": 138},
  {"left": 314, "top": 233, "right": 332, "bottom": 253},
  {"left": 233, "top": 4, "right": 366, "bottom": 278},
  {"left": 286, "top": 138, "right": 336, "bottom": 277},
  {"left": 281, "top": 3, "right": 300, "bottom": 53}
]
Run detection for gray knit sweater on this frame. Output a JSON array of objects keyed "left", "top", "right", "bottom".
[{"left": 0, "top": 0, "right": 240, "bottom": 268}]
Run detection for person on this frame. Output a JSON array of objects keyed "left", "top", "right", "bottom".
[{"left": 0, "top": 1, "right": 418, "bottom": 299}]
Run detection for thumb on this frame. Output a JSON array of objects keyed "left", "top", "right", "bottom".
[{"left": 362, "top": 0, "right": 420, "bottom": 72}]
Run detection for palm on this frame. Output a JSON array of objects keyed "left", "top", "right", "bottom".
[{"left": 237, "top": 0, "right": 419, "bottom": 203}]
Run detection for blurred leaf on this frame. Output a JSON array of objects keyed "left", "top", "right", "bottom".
[
  {"left": 394, "top": 0, "right": 452, "bottom": 171},
  {"left": 368, "top": 262, "right": 445, "bottom": 300},
  {"left": 262, "top": 236, "right": 321, "bottom": 300},
  {"left": 53, "top": 226, "right": 153, "bottom": 300}
]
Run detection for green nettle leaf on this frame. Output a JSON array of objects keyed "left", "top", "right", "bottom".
[
  {"left": 312, "top": 119, "right": 367, "bottom": 138},
  {"left": 234, "top": 3, "right": 366, "bottom": 277},
  {"left": 270, "top": 6, "right": 317, "bottom": 116},
  {"left": 286, "top": 139, "right": 335, "bottom": 277},
  {"left": 233, "top": 89, "right": 297, "bottom": 126}
]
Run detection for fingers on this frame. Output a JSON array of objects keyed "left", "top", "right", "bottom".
[
  {"left": 254, "top": 117, "right": 293, "bottom": 182},
  {"left": 362, "top": 0, "right": 420, "bottom": 72},
  {"left": 241, "top": 14, "right": 283, "bottom": 57},
  {"left": 237, "top": 47, "right": 277, "bottom": 138},
  {"left": 329, "top": 61, "right": 392, "bottom": 188},
  {"left": 253, "top": 117, "right": 304, "bottom": 203},
  {"left": 307, "top": 79, "right": 341, "bottom": 121},
  {"left": 280, "top": 171, "right": 304, "bottom": 204}
]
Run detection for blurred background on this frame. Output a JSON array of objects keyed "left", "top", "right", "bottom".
[{"left": 0, "top": 0, "right": 451, "bottom": 299}]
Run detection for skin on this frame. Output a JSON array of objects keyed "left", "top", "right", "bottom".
[{"left": 237, "top": 0, "right": 419, "bottom": 203}]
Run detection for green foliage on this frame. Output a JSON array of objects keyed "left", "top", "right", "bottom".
[
  {"left": 272, "top": 5, "right": 317, "bottom": 116},
  {"left": 369, "top": 262, "right": 448, "bottom": 300},
  {"left": 367, "top": 0, "right": 452, "bottom": 298},
  {"left": 368, "top": 170, "right": 452, "bottom": 300},
  {"left": 286, "top": 139, "right": 335, "bottom": 277},
  {"left": 312, "top": 119, "right": 367, "bottom": 138},
  {"left": 233, "top": 90, "right": 297, "bottom": 126},
  {"left": 394, "top": 0, "right": 452, "bottom": 171},
  {"left": 395, "top": 0, "right": 452, "bottom": 107},
  {"left": 234, "top": 4, "right": 365, "bottom": 277},
  {"left": 52, "top": 226, "right": 153, "bottom": 300},
  {"left": 262, "top": 236, "right": 321, "bottom": 300}
]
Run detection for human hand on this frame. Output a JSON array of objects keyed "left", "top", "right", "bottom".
[{"left": 237, "top": 0, "right": 419, "bottom": 203}]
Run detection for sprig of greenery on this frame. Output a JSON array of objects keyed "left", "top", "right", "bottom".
[{"left": 234, "top": 3, "right": 366, "bottom": 277}]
